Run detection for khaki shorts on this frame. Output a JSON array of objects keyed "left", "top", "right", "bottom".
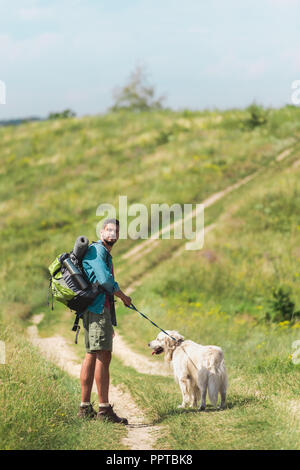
[{"left": 82, "top": 306, "right": 114, "bottom": 353}]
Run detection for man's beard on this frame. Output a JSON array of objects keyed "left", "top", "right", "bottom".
[{"left": 104, "top": 239, "right": 116, "bottom": 246}]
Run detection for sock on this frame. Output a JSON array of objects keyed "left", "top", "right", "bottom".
[
  {"left": 99, "top": 403, "right": 110, "bottom": 408},
  {"left": 80, "top": 402, "right": 91, "bottom": 407}
]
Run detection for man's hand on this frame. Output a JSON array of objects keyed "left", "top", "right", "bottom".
[
  {"left": 114, "top": 289, "right": 132, "bottom": 307},
  {"left": 122, "top": 294, "right": 132, "bottom": 307}
]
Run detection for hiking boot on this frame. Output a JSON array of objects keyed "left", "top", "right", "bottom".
[
  {"left": 77, "top": 403, "right": 97, "bottom": 419},
  {"left": 97, "top": 404, "right": 128, "bottom": 425}
]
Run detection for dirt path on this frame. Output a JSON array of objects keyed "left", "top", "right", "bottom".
[
  {"left": 113, "top": 331, "right": 170, "bottom": 376},
  {"left": 122, "top": 171, "right": 259, "bottom": 263},
  {"left": 122, "top": 143, "right": 298, "bottom": 265},
  {"left": 27, "top": 314, "right": 162, "bottom": 450},
  {"left": 112, "top": 221, "right": 218, "bottom": 371}
]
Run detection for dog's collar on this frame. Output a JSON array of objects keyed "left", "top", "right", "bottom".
[{"left": 175, "top": 338, "right": 184, "bottom": 346}]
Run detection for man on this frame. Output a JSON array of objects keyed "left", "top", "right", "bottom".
[{"left": 78, "top": 218, "right": 131, "bottom": 424}]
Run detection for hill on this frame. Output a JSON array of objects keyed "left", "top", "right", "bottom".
[{"left": 1, "top": 106, "right": 300, "bottom": 449}]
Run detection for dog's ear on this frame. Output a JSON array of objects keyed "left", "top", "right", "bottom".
[
  {"left": 164, "top": 336, "right": 176, "bottom": 351},
  {"left": 164, "top": 335, "right": 173, "bottom": 362},
  {"left": 163, "top": 334, "right": 179, "bottom": 363},
  {"left": 177, "top": 332, "right": 184, "bottom": 342},
  {"left": 163, "top": 335, "right": 171, "bottom": 350},
  {"left": 170, "top": 331, "right": 184, "bottom": 342}
]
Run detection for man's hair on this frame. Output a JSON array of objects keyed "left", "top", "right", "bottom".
[{"left": 102, "top": 218, "right": 120, "bottom": 230}]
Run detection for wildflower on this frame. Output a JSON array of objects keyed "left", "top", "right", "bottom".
[{"left": 278, "top": 321, "right": 290, "bottom": 329}]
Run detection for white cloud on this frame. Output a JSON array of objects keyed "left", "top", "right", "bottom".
[
  {"left": 267, "top": 0, "right": 300, "bottom": 4},
  {"left": 0, "top": 32, "right": 63, "bottom": 63},
  {"left": 203, "top": 55, "right": 268, "bottom": 79},
  {"left": 281, "top": 47, "right": 300, "bottom": 70},
  {"left": 17, "top": 6, "right": 54, "bottom": 21},
  {"left": 247, "top": 58, "right": 268, "bottom": 79}
]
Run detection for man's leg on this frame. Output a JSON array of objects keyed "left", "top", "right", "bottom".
[
  {"left": 78, "top": 352, "right": 97, "bottom": 419},
  {"left": 78, "top": 310, "right": 101, "bottom": 418},
  {"left": 93, "top": 311, "right": 127, "bottom": 424},
  {"left": 94, "top": 350, "right": 111, "bottom": 404},
  {"left": 81, "top": 307, "right": 127, "bottom": 424},
  {"left": 80, "top": 352, "right": 96, "bottom": 403},
  {"left": 95, "top": 349, "right": 128, "bottom": 424}
]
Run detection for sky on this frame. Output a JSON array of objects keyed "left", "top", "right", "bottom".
[{"left": 0, "top": 0, "right": 299, "bottom": 119}]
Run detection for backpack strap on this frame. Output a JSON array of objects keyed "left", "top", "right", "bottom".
[
  {"left": 91, "top": 241, "right": 110, "bottom": 268},
  {"left": 91, "top": 241, "right": 117, "bottom": 327},
  {"left": 47, "top": 276, "right": 54, "bottom": 310},
  {"left": 71, "top": 242, "right": 112, "bottom": 343},
  {"left": 72, "top": 311, "right": 84, "bottom": 344}
]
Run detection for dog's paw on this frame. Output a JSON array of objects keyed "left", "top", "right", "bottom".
[{"left": 178, "top": 404, "right": 186, "bottom": 409}]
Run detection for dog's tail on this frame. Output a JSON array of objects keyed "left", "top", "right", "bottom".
[
  {"left": 207, "top": 369, "right": 219, "bottom": 407},
  {"left": 207, "top": 358, "right": 227, "bottom": 407}
]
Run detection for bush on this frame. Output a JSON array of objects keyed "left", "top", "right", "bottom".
[
  {"left": 245, "top": 103, "right": 268, "bottom": 129},
  {"left": 265, "top": 287, "right": 300, "bottom": 324},
  {"left": 48, "top": 109, "right": 76, "bottom": 120}
]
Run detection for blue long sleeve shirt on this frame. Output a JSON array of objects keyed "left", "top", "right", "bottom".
[{"left": 82, "top": 240, "right": 120, "bottom": 314}]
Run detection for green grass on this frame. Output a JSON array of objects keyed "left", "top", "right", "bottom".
[
  {"left": 106, "top": 333, "right": 299, "bottom": 450},
  {"left": 111, "top": 309, "right": 300, "bottom": 449},
  {"left": 1, "top": 106, "right": 300, "bottom": 449},
  {"left": 0, "top": 325, "right": 127, "bottom": 450}
]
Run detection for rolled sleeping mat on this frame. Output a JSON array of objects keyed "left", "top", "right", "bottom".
[
  {"left": 73, "top": 235, "right": 89, "bottom": 262},
  {"left": 62, "top": 258, "right": 89, "bottom": 290}
]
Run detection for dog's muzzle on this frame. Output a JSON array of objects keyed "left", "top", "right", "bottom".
[{"left": 151, "top": 346, "right": 164, "bottom": 355}]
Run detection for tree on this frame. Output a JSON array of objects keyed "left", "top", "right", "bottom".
[{"left": 111, "top": 64, "right": 165, "bottom": 112}]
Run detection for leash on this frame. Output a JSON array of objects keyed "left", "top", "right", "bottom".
[
  {"left": 126, "top": 303, "right": 177, "bottom": 341},
  {"left": 127, "top": 303, "right": 199, "bottom": 369}
]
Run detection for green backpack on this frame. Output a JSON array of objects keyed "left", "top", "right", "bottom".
[
  {"left": 47, "top": 237, "right": 108, "bottom": 340},
  {"left": 48, "top": 255, "right": 78, "bottom": 307}
]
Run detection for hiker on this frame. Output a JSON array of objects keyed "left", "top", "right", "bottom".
[{"left": 77, "top": 218, "right": 132, "bottom": 424}]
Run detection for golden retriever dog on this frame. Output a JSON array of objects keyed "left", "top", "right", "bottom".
[{"left": 148, "top": 330, "right": 228, "bottom": 410}]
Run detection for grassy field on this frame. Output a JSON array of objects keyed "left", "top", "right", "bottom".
[
  {"left": 1, "top": 105, "right": 300, "bottom": 449},
  {"left": 114, "top": 162, "right": 300, "bottom": 449}
]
